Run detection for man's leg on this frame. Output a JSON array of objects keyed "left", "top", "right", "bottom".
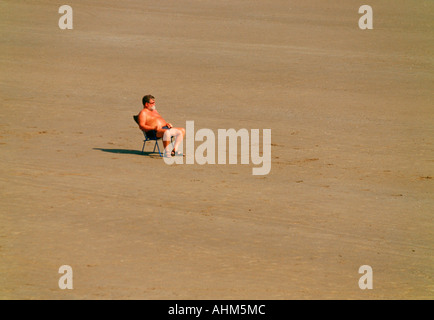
[
  {"left": 162, "top": 138, "right": 171, "bottom": 150},
  {"left": 162, "top": 128, "right": 184, "bottom": 155},
  {"left": 173, "top": 127, "right": 185, "bottom": 151}
]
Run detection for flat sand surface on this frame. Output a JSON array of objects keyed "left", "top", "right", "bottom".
[{"left": 1, "top": 0, "right": 433, "bottom": 299}]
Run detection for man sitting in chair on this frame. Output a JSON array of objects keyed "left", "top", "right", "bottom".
[{"left": 137, "top": 95, "right": 185, "bottom": 157}]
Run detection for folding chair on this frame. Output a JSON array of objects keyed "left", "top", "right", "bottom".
[{"left": 133, "top": 115, "right": 172, "bottom": 157}]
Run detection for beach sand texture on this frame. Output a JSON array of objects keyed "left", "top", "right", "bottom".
[{"left": 0, "top": 0, "right": 433, "bottom": 299}]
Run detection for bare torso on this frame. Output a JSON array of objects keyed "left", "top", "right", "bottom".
[{"left": 138, "top": 108, "right": 167, "bottom": 131}]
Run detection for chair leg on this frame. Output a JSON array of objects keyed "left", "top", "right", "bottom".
[
  {"left": 142, "top": 137, "right": 173, "bottom": 157},
  {"left": 155, "top": 141, "right": 163, "bottom": 157}
]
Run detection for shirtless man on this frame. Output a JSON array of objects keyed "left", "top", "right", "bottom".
[{"left": 137, "top": 95, "right": 185, "bottom": 157}]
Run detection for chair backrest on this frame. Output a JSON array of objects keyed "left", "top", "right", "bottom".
[
  {"left": 133, "top": 114, "right": 145, "bottom": 136},
  {"left": 133, "top": 115, "right": 139, "bottom": 125}
]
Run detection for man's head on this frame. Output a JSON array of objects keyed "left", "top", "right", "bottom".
[{"left": 142, "top": 95, "right": 156, "bottom": 110}]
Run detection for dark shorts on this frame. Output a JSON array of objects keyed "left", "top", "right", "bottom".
[{"left": 145, "top": 126, "right": 169, "bottom": 139}]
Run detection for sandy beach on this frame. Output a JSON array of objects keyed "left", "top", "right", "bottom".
[{"left": 1, "top": 0, "right": 433, "bottom": 299}]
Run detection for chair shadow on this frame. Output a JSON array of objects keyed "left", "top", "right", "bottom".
[{"left": 93, "top": 148, "right": 160, "bottom": 158}]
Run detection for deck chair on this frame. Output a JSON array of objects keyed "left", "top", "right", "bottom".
[{"left": 133, "top": 115, "right": 172, "bottom": 157}]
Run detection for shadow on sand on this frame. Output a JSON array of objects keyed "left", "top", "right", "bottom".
[{"left": 93, "top": 148, "right": 160, "bottom": 158}]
